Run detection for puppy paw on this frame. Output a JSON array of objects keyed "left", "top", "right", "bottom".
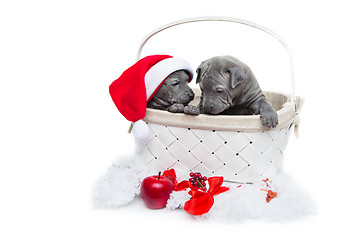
[
  {"left": 260, "top": 110, "right": 278, "bottom": 128},
  {"left": 167, "top": 103, "right": 185, "bottom": 113},
  {"left": 184, "top": 105, "right": 200, "bottom": 115}
]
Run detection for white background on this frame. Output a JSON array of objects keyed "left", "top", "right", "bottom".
[{"left": 1, "top": 0, "right": 359, "bottom": 239}]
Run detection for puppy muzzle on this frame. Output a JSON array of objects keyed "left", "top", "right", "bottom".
[
  {"left": 178, "top": 89, "right": 195, "bottom": 104},
  {"left": 202, "top": 98, "right": 230, "bottom": 114}
]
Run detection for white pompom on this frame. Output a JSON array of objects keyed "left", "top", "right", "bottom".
[{"left": 132, "top": 120, "right": 151, "bottom": 143}]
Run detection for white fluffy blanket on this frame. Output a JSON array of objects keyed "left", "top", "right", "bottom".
[{"left": 92, "top": 153, "right": 316, "bottom": 222}]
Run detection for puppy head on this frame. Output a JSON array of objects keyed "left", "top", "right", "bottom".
[
  {"left": 196, "top": 57, "right": 246, "bottom": 114},
  {"left": 147, "top": 70, "right": 194, "bottom": 109}
]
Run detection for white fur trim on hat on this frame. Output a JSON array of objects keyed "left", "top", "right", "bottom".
[{"left": 144, "top": 57, "right": 194, "bottom": 100}]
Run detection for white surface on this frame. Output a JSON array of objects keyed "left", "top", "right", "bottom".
[{"left": 1, "top": 0, "right": 359, "bottom": 239}]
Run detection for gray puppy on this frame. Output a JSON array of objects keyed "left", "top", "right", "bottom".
[
  {"left": 196, "top": 56, "right": 278, "bottom": 128},
  {"left": 147, "top": 70, "right": 200, "bottom": 115}
]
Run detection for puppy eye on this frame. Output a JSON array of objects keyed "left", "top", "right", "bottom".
[
  {"left": 216, "top": 88, "right": 224, "bottom": 94},
  {"left": 171, "top": 81, "right": 179, "bottom": 86}
]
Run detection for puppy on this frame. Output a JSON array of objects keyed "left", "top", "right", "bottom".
[
  {"left": 196, "top": 56, "right": 278, "bottom": 128},
  {"left": 147, "top": 70, "right": 200, "bottom": 115}
]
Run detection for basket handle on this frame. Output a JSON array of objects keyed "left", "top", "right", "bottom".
[{"left": 137, "top": 16, "right": 296, "bottom": 104}]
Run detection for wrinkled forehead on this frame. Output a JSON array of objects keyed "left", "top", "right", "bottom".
[{"left": 199, "top": 62, "right": 230, "bottom": 87}]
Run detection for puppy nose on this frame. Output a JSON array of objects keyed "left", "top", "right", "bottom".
[
  {"left": 187, "top": 90, "right": 195, "bottom": 99},
  {"left": 205, "top": 104, "right": 215, "bottom": 112},
  {"left": 203, "top": 104, "right": 215, "bottom": 114}
]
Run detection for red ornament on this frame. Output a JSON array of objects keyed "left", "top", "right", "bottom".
[
  {"left": 266, "top": 190, "right": 278, "bottom": 202},
  {"left": 140, "top": 172, "right": 174, "bottom": 209}
]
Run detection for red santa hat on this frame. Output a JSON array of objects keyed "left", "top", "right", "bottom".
[{"left": 109, "top": 55, "right": 194, "bottom": 142}]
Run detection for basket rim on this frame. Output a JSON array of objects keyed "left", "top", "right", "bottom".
[{"left": 143, "top": 89, "right": 300, "bottom": 132}]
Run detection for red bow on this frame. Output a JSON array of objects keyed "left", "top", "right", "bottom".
[
  {"left": 162, "top": 169, "right": 190, "bottom": 191},
  {"left": 183, "top": 176, "right": 229, "bottom": 215}
]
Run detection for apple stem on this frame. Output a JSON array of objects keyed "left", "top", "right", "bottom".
[{"left": 158, "top": 171, "right": 161, "bottom": 180}]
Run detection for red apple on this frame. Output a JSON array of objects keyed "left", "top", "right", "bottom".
[{"left": 140, "top": 172, "right": 174, "bottom": 209}]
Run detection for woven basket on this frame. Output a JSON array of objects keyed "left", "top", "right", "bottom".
[{"left": 134, "top": 17, "right": 303, "bottom": 183}]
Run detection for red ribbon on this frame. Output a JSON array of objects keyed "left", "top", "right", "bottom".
[
  {"left": 163, "top": 169, "right": 276, "bottom": 214},
  {"left": 162, "top": 169, "right": 190, "bottom": 191},
  {"left": 183, "top": 176, "right": 229, "bottom": 215}
]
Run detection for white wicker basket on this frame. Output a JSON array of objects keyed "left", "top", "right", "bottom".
[{"left": 134, "top": 17, "right": 303, "bottom": 183}]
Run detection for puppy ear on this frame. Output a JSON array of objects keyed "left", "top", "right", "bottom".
[
  {"left": 196, "top": 67, "right": 202, "bottom": 84},
  {"left": 228, "top": 66, "right": 246, "bottom": 88}
]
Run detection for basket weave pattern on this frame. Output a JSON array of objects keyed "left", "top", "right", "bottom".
[{"left": 138, "top": 122, "right": 293, "bottom": 182}]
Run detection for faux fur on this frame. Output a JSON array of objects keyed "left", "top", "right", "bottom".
[{"left": 92, "top": 152, "right": 316, "bottom": 221}]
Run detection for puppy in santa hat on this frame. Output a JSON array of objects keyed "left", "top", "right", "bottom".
[
  {"left": 146, "top": 68, "right": 199, "bottom": 115},
  {"left": 109, "top": 55, "right": 199, "bottom": 142}
]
